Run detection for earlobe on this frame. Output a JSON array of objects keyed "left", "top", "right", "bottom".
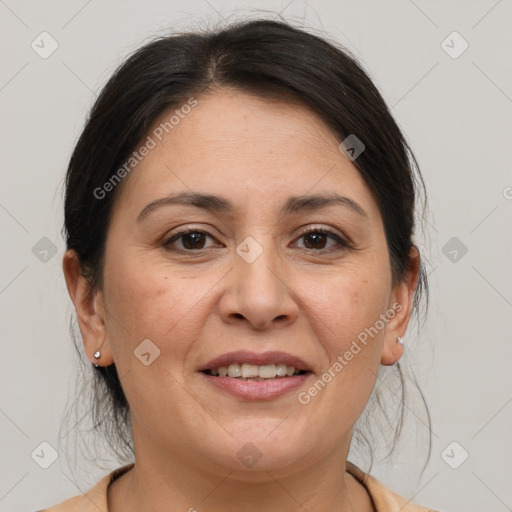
[
  {"left": 381, "top": 334, "right": 406, "bottom": 366},
  {"left": 62, "top": 250, "right": 114, "bottom": 367},
  {"left": 381, "top": 247, "right": 420, "bottom": 366}
]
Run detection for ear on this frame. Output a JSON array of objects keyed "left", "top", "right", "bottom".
[
  {"left": 381, "top": 246, "right": 420, "bottom": 366},
  {"left": 62, "top": 250, "right": 114, "bottom": 367}
]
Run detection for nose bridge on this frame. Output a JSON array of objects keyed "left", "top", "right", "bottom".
[
  {"left": 236, "top": 232, "right": 284, "bottom": 298},
  {"left": 220, "top": 231, "right": 298, "bottom": 330}
]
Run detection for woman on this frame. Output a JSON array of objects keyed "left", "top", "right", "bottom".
[{"left": 45, "top": 17, "right": 438, "bottom": 512}]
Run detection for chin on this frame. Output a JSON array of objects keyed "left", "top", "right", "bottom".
[{"left": 201, "top": 418, "right": 318, "bottom": 477}]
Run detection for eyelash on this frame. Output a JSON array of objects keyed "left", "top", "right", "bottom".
[{"left": 163, "top": 226, "right": 353, "bottom": 254}]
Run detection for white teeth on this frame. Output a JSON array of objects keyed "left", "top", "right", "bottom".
[
  {"left": 275, "top": 364, "right": 288, "bottom": 377},
  {"left": 209, "top": 363, "right": 304, "bottom": 379},
  {"left": 241, "top": 364, "right": 259, "bottom": 378},
  {"left": 227, "top": 364, "right": 241, "bottom": 378},
  {"left": 258, "top": 364, "right": 277, "bottom": 379}
]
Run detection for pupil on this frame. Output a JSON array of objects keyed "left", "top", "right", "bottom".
[
  {"left": 305, "top": 232, "right": 326, "bottom": 249},
  {"left": 183, "top": 232, "right": 205, "bottom": 250}
]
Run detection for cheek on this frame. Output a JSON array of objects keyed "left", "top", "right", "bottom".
[
  {"left": 102, "top": 251, "right": 213, "bottom": 368},
  {"left": 302, "top": 260, "right": 390, "bottom": 398},
  {"left": 307, "top": 261, "right": 391, "bottom": 347}
]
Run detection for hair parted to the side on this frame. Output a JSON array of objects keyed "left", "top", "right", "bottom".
[{"left": 59, "top": 15, "right": 432, "bottom": 477}]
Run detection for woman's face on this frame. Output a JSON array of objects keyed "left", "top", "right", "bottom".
[{"left": 68, "top": 88, "right": 417, "bottom": 477}]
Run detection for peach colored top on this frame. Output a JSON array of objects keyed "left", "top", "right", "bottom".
[{"left": 39, "top": 461, "right": 439, "bottom": 511}]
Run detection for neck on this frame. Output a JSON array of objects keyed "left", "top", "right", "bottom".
[{"left": 107, "top": 435, "right": 369, "bottom": 512}]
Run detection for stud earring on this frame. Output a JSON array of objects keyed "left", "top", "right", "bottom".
[
  {"left": 397, "top": 336, "right": 404, "bottom": 345},
  {"left": 93, "top": 350, "right": 101, "bottom": 367}
]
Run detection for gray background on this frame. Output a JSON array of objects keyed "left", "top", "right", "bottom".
[{"left": 0, "top": 1, "right": 511, "bottom": 511}]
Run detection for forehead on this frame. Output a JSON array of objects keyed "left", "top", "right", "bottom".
[{"left": 111, "top": 89, "right": 378, "bottom": 221}]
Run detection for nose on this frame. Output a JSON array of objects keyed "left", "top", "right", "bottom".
[{"left": 217, "top": 239, "right": 299, "bottom": 331}]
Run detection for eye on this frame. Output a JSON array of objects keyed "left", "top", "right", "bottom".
[
  {"left": 293, "top": 227, "right": 351, "bottom": 252},
  {"left": 163, "top": 229, "right": 220, "bottom": 252},
  {"left": 163, "top": 226, "right": 352, "bottom": 254}
]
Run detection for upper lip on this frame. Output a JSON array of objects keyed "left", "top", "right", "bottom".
[{"left": 199, "top": 350, "right": 312, "bottom": 372}]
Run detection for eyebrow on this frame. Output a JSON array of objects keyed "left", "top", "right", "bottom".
[{"left": 137, "top": 191, "right": 367, "bottom": 222}]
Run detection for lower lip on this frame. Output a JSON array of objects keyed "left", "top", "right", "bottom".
[{"left": 200, "top": 372, "right": 311, "bottom": 400}]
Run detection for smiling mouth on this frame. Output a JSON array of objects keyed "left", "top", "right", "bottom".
[{"left": 202, "top": 363, "right": 309, "bottom": 381}]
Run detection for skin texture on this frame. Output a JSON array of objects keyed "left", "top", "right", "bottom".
[{"left": 63, "top": 88, "right": 419, "bottom": 512}]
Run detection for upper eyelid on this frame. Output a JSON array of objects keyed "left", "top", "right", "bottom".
[{"left": 166, "top": 224, "right": 345, "bottom": 239}]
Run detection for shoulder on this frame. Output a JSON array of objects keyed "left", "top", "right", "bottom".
[
  {"left": 38, "top": 463, "right": 135, "bottom": 512},
  {"left": 39, "top": 461, "right": 442, "bottom": 512},
  {"left": 346, "top": 461, "right": 440, "bottom": 512}
]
